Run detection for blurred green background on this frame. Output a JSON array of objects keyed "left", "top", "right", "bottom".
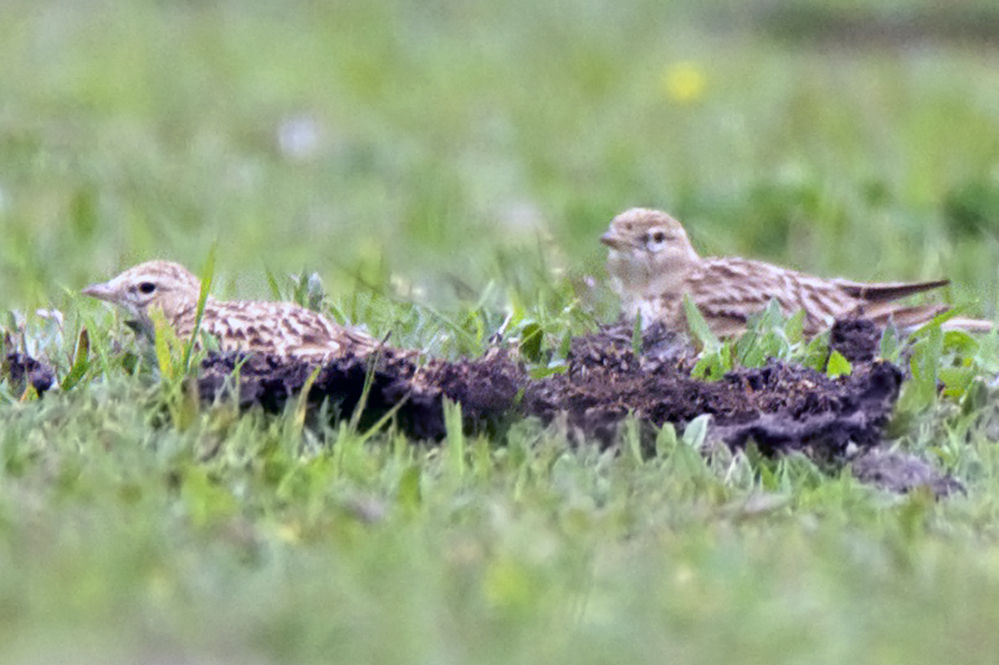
[{"left": 3, "top": 0, "right": 999, "bottom": 320}]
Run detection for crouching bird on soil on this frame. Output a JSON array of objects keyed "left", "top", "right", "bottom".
[
  {"left": 83, "top": 260, "right": 379, "bottom": 361},
  {"left": 601, "top": 207, "right": 993, "bottom": 338}
]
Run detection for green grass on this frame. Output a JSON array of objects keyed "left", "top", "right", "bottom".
[{"left": 5, "top": 0, "right": 999, "bottom": 662}]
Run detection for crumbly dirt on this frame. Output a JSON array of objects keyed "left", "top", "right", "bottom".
[
  {"left": 3, "top": 352, "right": 56, "bottom": 395},
  {"left": 521, "top": 323, "right": 902, "bottom": 463},
  {"left": 197, "top": 347, "right": 526, "bottom": 440},
  {"left": 829, "top": 318, "right": 881, "bottom": 365}
]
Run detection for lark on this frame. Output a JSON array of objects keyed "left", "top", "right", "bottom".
[
  {"left": 83, "top": 260, "right": 379, "bottom": 361},
  {"left": 601, "top": 207, "right": 991, "bottom": 338}
]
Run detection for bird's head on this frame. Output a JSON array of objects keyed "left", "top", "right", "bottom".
[
  {"left": 600, "top": 208, "right": 700, "bottom": 296},
  {"left": 83, "top": 260, "right": 205, "bottom": 334}
]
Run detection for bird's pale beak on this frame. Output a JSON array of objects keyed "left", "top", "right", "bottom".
[
  {"left": 82, "top": 282, "right": 116, "bottom": 302},
  {"left": 600, "top": 231, "right": 626, "bottom": 250}
]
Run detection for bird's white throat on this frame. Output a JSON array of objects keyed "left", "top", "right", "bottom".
[{"left": 607, "top": 248, "right": 687, "bottom": 298}]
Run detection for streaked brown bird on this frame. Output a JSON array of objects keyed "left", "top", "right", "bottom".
[
  {"left": 83, "top": 260, "right": 379, "bottom": 361},
  {"left": 601, "top": 207, "right": 991, "bottom": 338}
]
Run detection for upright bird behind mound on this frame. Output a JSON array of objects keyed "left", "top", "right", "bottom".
[
  {"left": 601, "top": 207, "right": 992, "bottom": 338},
  {"left": 83, "top": 260, "right": 379, "bottom": 361}
]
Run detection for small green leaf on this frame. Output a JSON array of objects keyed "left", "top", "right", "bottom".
[
  {"left": 942, "top": 329, "right": 978, "bottom": 356},
  {"left": 939, "top": 365, "right": 975, "bottom": 398},
  {"left": 800, "top": 334, "right": 831, "bottom": 372},
  {"left": 520, "top": 322, "right": 543, "bottom": 363},
  {"left": 735, "top": 300, "right": 798, "bottom": 369},
  {"left": 783, "top": 309, "right": 806, "bottom": 344},
  {"left": 655, "top": 422, "right": 678, "bottom": 459},
  {"left": 683, "top": 294, "right": 720, "bottom": 351},
  {"left": 682, "top": 413, "right": 712, "bottom": 450},
  {"left": 826, "top": 350, "right": 853, "bottom": 378},
  {"left": 664, "top": 434, "right": 711, "bottom": 481}
]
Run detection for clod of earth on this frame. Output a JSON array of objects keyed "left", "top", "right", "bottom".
[
  {"left": 3, "top": 353, "right": 56, "bottom": 395},
  {"left": 829, "top": 318, "right": 881, "bottom": 365}
]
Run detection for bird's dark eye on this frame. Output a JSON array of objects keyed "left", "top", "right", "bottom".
[
  {"left": 651, "top": 231, "right": 667, "bottom": 243},
  {"left": 138, "top": 282, "right": 157, "bottom": 294}
]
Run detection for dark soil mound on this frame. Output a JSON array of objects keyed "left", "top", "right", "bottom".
[
  {"left": 6, "top": 318, "right": 955, "bottom": 493},
  {"left": 194, "top": 321, "right": 900, "bottom": 466},
  {"left": 522, "top": 323, "right": 901, "bottom": 462},
  {"left": 197, "top": 347, "right": 525, "bottom": 440}
]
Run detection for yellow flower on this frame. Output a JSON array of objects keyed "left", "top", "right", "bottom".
[{"left": 662, "top": 61, "right": 706, "bottom": 104}]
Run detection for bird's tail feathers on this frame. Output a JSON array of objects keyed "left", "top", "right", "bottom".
[{"left": 835, "top": 278, "right": 950, "bottom": 303}]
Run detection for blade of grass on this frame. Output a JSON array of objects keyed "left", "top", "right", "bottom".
[
  {"left": 348, "top": 348, "right": 385, "bottom": 435},
  {"left": 150, "top": 307, "right": 175, "bottom": 380},
  {"left": 183, "top": 244, "right": 217, "bottom": 375},
  {"left": 290, "top": 366, "right": 323, "bottom": 439},
  {"left": 357, "top": 393, "right": 411, "bottom": 445},
  {"left": 264, "top": 266, "right": 284, "bottom": 301},
  {"left": 443, "top": 397, "right": 465, "bottom": 481},
  {"left": 60, "top": 327, "right": 90, "bottom": 391}
]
